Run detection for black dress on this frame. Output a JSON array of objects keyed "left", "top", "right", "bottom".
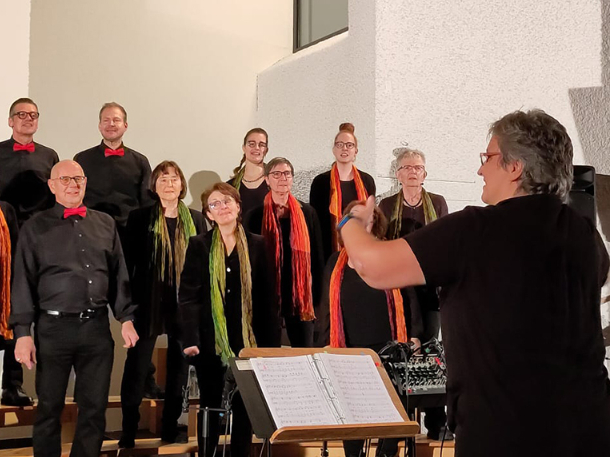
[
  {"left": 120, "top": 204, "right": 206, "bottom": 441},
  {"left": 309, "top": 169, "right": 376, "bottom": 261},
  {"left": 406, "top": 194, "right": 610, "bottom": 457},
  {"left": 178, "top": 229, "right": 280, "bottom": 457},
  {"left": 244, "top": 199, "right": 325, "bottom": 347}
]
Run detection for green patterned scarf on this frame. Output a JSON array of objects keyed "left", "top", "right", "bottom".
[
  {"left": 151, "top": 201, "right": 197, "bottom": 286},
  {"left": 231, "top": 167, "right": 246, "bottom": 191},
  {"left": 389, "top": 188, "right": 438, "bottom": 240},
  {"left": 209, "top": 224, "right": 257, "bottom": 365}
]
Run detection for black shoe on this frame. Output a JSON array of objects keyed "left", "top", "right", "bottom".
[
  {"left": 1, "top": 387, "right": 33, "bottom": 407},
  {"left": 427, "top": 426, "right": 454, "bottom": 441},
  {"left": 161, "top": 429, "right": 188, "bottom": 444},
  {"left": 118, "top": 435, "right": 135, "bottom": 448},
  {"left": 143, "top": 383, "right": 165, "bottom": 399}
]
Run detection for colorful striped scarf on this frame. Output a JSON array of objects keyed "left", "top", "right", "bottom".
[
  {"left": 389, "top": 188, "right": 438, "bottom": 240},
  {"left": 329, "top": 249, "right": 407, "bottom": 348},
  {"left": 262, "top": 193, "right": 315, "bottom": 321},
  {"left": 0, "top": 208, "right": 12, "bottom": 339},
  {"left": 231, "top": 166, "right": 246, "bottom": 191},
  {"left": 209, "top": 224, "right": 257, "bottom": 365},
  {"left": 150, "top": 201, "right": 197, "bottom": 287},
  {"left": 329, "top": 162, "right": 368, "bottom": 251}
]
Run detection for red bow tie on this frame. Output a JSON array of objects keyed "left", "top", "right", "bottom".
[
  {"left": 63, "top": 206, "right": 87, "bottom": 218},
  {"left": 104, "top": 148, "right": 125, "bottom": 157},
  {"left": 13, "top": 142, "right": 35, "bottom": 153}
]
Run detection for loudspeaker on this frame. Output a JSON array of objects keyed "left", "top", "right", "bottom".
[{"left": 568, "top": 165, "right": 596, "bottom": 224}]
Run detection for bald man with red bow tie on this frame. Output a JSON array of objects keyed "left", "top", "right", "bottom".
[{"left": 10, "top": 159, "right": 139, "bottom": 457}]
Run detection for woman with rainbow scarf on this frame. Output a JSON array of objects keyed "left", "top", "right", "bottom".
[
  {"left": 244, "top": 157, "right": 324, "bottom": 348},
  {"left": 179, "top": 182, "right": 279, "bottom": 457},
  {"left": 119, "top": 161, "right": 206, "bottom": 448},
  {"left": 315, "top": 200, "right": 409, "bottom": 457},
  {"left": 309, "top": 123, "right": 376, "bottom": 261}
]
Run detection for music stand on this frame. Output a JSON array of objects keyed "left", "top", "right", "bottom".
[{"left": 230, "top": 347, "right": 420, "bottom": 456}]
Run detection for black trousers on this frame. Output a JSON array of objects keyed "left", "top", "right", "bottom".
[
  {"left": 33, "top": 312, "right": 114, "bottom": 457},
  {"left": 1, "top": 337, "right": 24, "bottom": 389},
  {"left": 193, "top": 354, "right": 252, "bottom": 457},
  {"left": 120, "top": 333, "right": 190, "bottom": 439},
  {"left": 284, "top": 315, "right": 314, "bottom": 347}
]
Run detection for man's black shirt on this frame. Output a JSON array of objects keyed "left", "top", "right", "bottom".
[
  {"left": 10, "top": 204, "right": 136, "bottom": 338},
  {"left": 0, "top": 138, "right": 59, "bottom": 226},
  {"left": 74, "top": 142, "right": 152, "bottom": 228}
]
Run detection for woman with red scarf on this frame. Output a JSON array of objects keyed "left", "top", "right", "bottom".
[
  {"left": 309, "top": 123, "right": 376, "bottom": 261},
  {"left": 245, "top": 157, "right": 324, "bottom": 347},
  {"left": 315, "top": 200, "right": 409, "bottom": 457}
]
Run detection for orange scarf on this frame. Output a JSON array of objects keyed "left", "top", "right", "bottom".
[
  {"left": 263, "top": 193, "right": 315, "bottom": 321},
  {"left": 0, "top": 208, "right": 12, "bottom": 339},
  {"left": 329, "top": 163, "right": 368, "bottom": 252},
  {"left": 329, "top": 249, "right": 407, "bottom": 348}
]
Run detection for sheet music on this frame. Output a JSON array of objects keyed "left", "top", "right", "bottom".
[
  {"left": 250, "top": 356, "right": 339, "bottom": 428},
  {"left": 315, "top": 353, "right": 404, "bottom": 424}
]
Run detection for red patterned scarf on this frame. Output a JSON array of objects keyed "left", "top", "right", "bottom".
[
  {"left": 329, "top": 163, "right": 368, "bottom": 252},
  {"left": 263, "top": 193, "right": 315, "bottom": 321},
  {"left": 329, "top": 249, "right": 407, "bottom": 347},
  {"left": 0, "top": 208, "right": 12, "bottom": 339}
]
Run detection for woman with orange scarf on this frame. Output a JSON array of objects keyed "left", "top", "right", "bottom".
[
  {"left": 315, "top": 200, "right": 409, "bottom": 457},
  {"left": 245, "top": 157, "right": 324, "bottom": 347},
  {"left": 309, "top": 123, "right": 376, "bottom": 261}
]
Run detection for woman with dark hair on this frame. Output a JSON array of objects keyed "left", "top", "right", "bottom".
[
  {"left": 228, "top": 128, "right": 270, "bottom": 215},
  {"left": 244, "top": 157, "right": 324, "bottom": 347},
  {"left": 309, "top": 122, "right": 376, "bottom": 261},
  {"left": 119, "top": 160, "right": 206, "bottom": 448},
  {"left": 316, "top": 200, "right": 408, "bottom": 457},
  {"left": 179, "top": 182, "right": 280, "bottom": 457}
]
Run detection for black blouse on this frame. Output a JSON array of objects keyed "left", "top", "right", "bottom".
[
  {"left": 124, "top": 204, "right": 206, "bottom": 337},
  {"left": 309, "top": 169, "right": 376, "bottom": 261},
  {"left": 227, "top": 179, "right": 269, "bottom": 218},
  {"left": 178, "top": 229, "right": 280, "bottom": 355}
]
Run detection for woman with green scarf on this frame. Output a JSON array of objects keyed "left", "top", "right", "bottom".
[
  {"left": 119, "top": 160, "right": 206, "bottom": 448},
  {"left": 378, "top": 147, "right": 451, "bottom": 441},
  {"left": 179, "top": 182, "right": 279, "bottom": 457}
]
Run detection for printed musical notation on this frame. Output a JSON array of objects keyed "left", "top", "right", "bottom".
[{"left": 250, "top": 353, "right": 404, "bottom": 428}]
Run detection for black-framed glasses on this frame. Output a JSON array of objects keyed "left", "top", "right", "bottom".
[
  {"left": 54, "top": 176, "right": 86, "bottom": 186},
  {"left": 13, "top": 111, "right": 39, "bottom": 120},
  {"left": 268, "top": 171, "right": 293, "bottom": 179},
  {"left": 208, "top": 198, "right": 235, "bottom": 210},
  {"left": 334, "top": 141, "right": 355, "bottom": 150},
  {"left": 397, "top": 165, "right": 425, "bottom": 173},
  {"left": 246, "top": 141, "right": 267, "bottom": 149},
  {"left": 480, "top": 152, "right": 501, "bottom": 165}
]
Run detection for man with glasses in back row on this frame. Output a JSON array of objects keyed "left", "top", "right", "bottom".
[
  {"left": 0, "top": 97, "right": 59, "bottom": 407},
  {"left": 10, "top": 160, "right": 139, "bottom": 457}
]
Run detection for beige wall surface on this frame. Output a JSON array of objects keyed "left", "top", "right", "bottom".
[
  {"left": 28, "top": 0, "right": 292, "bottom": 207},
  {"left": 0, "top": 0, "right": 31, "bottom": 139}
]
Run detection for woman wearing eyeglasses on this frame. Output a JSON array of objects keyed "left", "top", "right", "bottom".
[
  {"left": 244, "top": 158, "right": 324, "bottom": 348},
  {"left": 178, "top": 182, "right": 279, "bottom": 457},
  {"left": 228, "top": 128, "right": 270, "bottom": 216},
  {"left": 118, "top": 160, "right": 206, "bottom": 448},
  {"left": 378, "top": 148, "right": 450, "bottom": 441},
  {"left": 309, "top": 123, "right": 376, "bottom": 261}
]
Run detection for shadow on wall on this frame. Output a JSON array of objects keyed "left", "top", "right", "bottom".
[{"left": 188, "top": 170, "right": 222, "bottom": 211}]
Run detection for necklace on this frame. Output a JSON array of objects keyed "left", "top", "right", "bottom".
[
  {"left": 242, "top": 174, "right": 264, "bottom": 183},
  {"left": 403, "top": 196, "right": 422, "bottom": 209}
]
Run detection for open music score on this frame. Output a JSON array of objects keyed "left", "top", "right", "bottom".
[{"left": 250, "top": 353, "right": 403, "bottom": 429}]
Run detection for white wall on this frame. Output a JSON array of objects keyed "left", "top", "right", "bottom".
[
  {"left": 0, "top": 0, "right": 31, "bottom": 139},
  {"left": 258, "top": 0, "right": 603, "bottom": 211},
  {"left": 28, "top": 0, "right": 292, "bottom": 206},
  {"left": 257, "top": 0, "right": 376, "bottom": 200}
]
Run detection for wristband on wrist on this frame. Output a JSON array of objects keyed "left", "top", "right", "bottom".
[{"left": 337, "top": 212, "right": 359, "bottom": 231}]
